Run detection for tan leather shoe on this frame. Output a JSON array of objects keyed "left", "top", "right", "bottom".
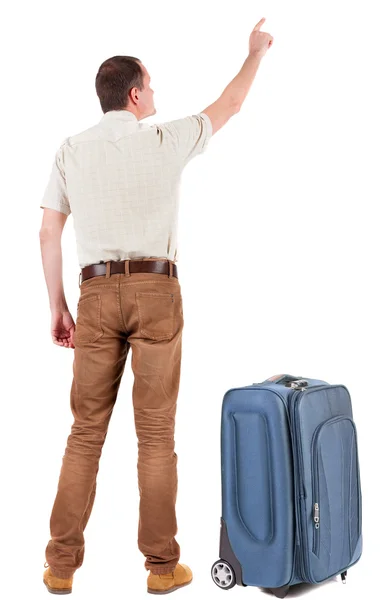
[
  {"left": 43, "top": 563, "right": 73, "bottom": 595},
  {"left": 147, "top": 563, "right": 193, "bottom": 595}
]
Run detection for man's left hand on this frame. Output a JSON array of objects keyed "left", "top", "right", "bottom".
[{"left": 51, "top": 310, "right": 75, "bottom": 348}]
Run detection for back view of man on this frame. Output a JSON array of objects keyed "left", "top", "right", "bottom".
[{"left": 40, "top": 18, "right": 273, "bottom": 595}]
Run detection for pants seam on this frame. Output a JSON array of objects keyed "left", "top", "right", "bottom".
[{"left": 116, "top": 283, "right": 128, "bottom": 332}]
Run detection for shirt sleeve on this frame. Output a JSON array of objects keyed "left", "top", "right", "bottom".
[
  {"left": 40, "top": 142, "right": 71, "bottom": 216},
  {"left": 156, "top": 112, "right": 213, "bottom": 165}
]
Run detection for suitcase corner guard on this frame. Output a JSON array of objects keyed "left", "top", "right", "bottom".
[{"left": 219, "top": 517, "right": 245, "bottom": 586}]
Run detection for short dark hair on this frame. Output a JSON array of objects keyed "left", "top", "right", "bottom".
[{"left": 95, "top": 56, "right": 144, "bottom": 113}]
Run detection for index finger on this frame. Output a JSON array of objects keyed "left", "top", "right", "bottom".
[{"left": 253, "top": 17, "right": 266, "bottom": 31}]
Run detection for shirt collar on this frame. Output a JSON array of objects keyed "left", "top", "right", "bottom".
[{"left": 100, "top": 110, "right": 138, "bottom": 123}]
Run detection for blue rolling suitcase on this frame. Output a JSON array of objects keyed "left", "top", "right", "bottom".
[{"left": 211, "top": 374, "right": 362, "bottom": 597}]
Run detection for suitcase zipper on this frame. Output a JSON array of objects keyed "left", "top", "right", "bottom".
[
  {"left": 311, "top": 420, "right": 322, "bottom": 557},
  {"left": 312, "top": 502, "right": 320, "bottom": 555},
  {"left": 290, "top": 384, "right": 332, "bottom": 583},
  {"left": 290, "top": 388, "right": 308, "bottom": 582}
]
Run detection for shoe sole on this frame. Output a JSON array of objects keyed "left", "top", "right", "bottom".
[
  {"left": 147, "top": 579, "right": 192, "bottom": 595},
  {"left": 43, "top": 579, "right": 72, "bottom": 595}
]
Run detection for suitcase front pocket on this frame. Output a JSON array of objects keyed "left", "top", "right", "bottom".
[{"left": 311, "top": 416, "right": 361, "bottom": 572}]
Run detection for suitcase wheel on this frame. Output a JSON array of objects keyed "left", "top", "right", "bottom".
[{"left": 211, "top": 559, "right": 236, "bottom": 590}]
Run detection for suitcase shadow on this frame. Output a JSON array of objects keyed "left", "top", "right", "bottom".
[{"left": 259, "top": 576, "right": 338, "bottom": 597}]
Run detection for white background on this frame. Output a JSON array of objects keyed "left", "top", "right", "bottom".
[{"left": 2, "top": 0, "right": 379, "bottom": 598}]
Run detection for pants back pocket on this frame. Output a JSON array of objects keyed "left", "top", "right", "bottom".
[
  {"left": 75, "top": 294, "right": 103, "bottom": 344},
  {"left": 135, "top": 292, "right": 175, "bottom": 341}
]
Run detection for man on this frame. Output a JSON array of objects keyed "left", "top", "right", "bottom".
[{"left": 40, "top": 17, "right": 273, "bottom": 595}]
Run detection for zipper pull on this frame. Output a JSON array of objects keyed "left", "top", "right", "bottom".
[{"left": 314, "top": 503, "right": 320, "bottom": 528}]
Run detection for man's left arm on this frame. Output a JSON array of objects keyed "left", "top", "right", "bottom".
[{"left": 39, "top": 143, "right": 75, "bottom": 348}]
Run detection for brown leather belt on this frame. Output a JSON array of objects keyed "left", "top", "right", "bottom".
[{"left": 80, "top": 259, "right": 178, "bottom": 285}]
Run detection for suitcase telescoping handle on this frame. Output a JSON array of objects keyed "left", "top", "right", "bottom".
[{"left": 258, "top": 374, "right": 309, "bottom": 389}]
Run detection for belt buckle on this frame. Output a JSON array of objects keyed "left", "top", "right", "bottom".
[{"left": 78, "top": 271, "right": 82, "bottom": 288}]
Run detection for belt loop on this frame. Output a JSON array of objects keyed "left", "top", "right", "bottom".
[
  {"left": 168, "top": 260, "right": 173, "bottom": 279},
  {"left": 124, "top": 259, "right": 131, "bottom": 277},
  {"left": 105, "top": 261, "right": 111, "bottom": 278}
]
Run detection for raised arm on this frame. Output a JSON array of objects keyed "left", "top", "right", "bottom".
[{"left": 201, "top": 17, "right": 273, "bottom": 135}]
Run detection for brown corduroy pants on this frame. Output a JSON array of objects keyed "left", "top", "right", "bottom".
[{"left": 45, "top": 260, "right": 184, "bottom": 578}]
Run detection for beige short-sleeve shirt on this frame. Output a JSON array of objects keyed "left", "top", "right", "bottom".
[{"left": 40, "top": 110, "right": 213, "bottom": 268}]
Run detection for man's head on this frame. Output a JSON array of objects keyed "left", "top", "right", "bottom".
[{"left": 95, "top": 56, "right": 156, "bottom": 120}]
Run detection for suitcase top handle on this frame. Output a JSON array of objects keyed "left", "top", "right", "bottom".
[{"left": 261, "top": 374, "right": 309, "bottom": 389}]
